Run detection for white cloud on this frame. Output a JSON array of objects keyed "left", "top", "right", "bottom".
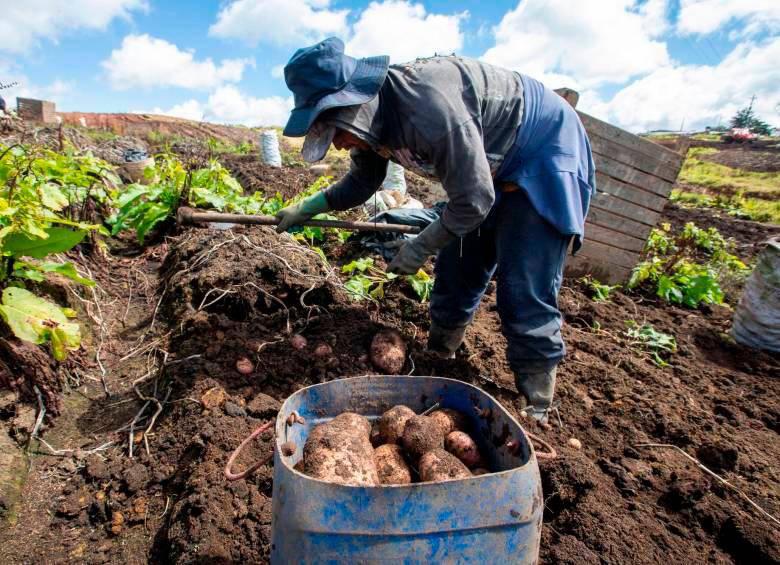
[
  {"left": 102, "top": 34, "right": 254, "bottom": 90},
  {"left": 209, "top": 0, "right": 348, "bottom": 46},
  {"left": 580, "top": 37, "right": 780, "bottom": 132},
  {"left": 637, "top": 0, "right": 671, "bottom": 36},
  {"left": 143, "top": 99, "right": 206, "bottom": 122},
  {"left": 143, "top": 86, "right": 294, "bottom": 127},
  {"left": 271, "top": 65, "right": 285, "bottom": 79},
  {"left": 0, "top": 60, "right": 73, "bottom": 108},
  {"left": 209, "top": 0, "right": 467, "bottom": 63},
  {"left": 0, "top": 0, "right": 147, "bottom": 53},
  {"left": 482, "top": 0, "right": 670, "bottom": 88},
  {"left": 347, "top": 1, "right": 467, "bottom": 62},
  {"left": 677, "top": 0, "right": 780, "bottom": 36}
]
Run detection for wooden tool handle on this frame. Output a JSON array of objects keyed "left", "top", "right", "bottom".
[{"left": 177, "top": 207, "right": 421, "bottom": 235}]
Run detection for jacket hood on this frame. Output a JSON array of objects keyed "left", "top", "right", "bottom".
[{"left": 320, "top": 93, "right": 384, "bottom": 149}]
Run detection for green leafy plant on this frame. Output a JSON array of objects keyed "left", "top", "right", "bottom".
[
  {"left": 291, "top": 212, "right": 350, "bottom": 246},
  {"left": 340, "top": 258, "right": 434, "bottom": 302},
  {"left": 0, "top": 143, "right": 107, "bottom": 358},
  {"left": 581, "top": 276, "right": 619, "bottom": 302},
  {"left": 107, "top": 154, "right": 289, "bottom": 243},
  {"left": 407, "top": 269, "right": 434, "bottom": 302},
  {"left": 628, "top": 222, "right": 748, "bottom": 308},
  {"left": 205, "top": 137, "right": 255, "bottom": 155},
  {"left": 341, "top": 257, "right": 397, "bottom": 300},
  {"left": 624, "top": 320, "right": 677, "bottom": 367},
  {"left": 107, "top": 153, "right": 186, "bottom": 242}
]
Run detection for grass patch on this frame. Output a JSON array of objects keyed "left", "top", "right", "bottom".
[
  {"left": 671, "top": 189, "right": 780, "bottom": 223},
  {"left": 643, "top": 133, "right": 680, "bottom": 141},
  {"left": 690, "top": 132, "right": 724, "bottom": 142},
  {"left": 673, "top": 147, "right": 780, "bottom": 223},
  {"left": 679, "top": 148, "right": 780, "bottom": 194}
]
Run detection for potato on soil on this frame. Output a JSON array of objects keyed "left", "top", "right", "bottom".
[
  {"left": 303, "top": 412, "right": 378, "bottom": 486},
  {"left": 313, "top": 342, "right": 333, "bottom": 358},
  {"left": 290, "top": 334, "right": 308, "bottom": 350},
  {"left": 370, "top": 329, "right": 407, "bottom": 374},
  {"left": 445, "top": 431, "right": 482, "bottom": 468},
  {"left": 402, "top": 415, "right": 445, "bottom": 462},
  {"left": 428, "top": 408, "right": 468, "bottom": 435},
  {"left": 235, "top": 357, "right": 253, "bottom": 375},
  {"left": 374, "top": 444, "right": 412, "bottom": 485},
  {"left": 419, "top": 448, "right": 472, "bottom": 482},
  {"left": 378, "top": 405, "right": 415, "bottom": 445}
]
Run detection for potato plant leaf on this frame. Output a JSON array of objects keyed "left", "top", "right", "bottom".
[
  {"left": 406, "top": 269, "right": 433, "bottom": 302},
  {"left": 2, "top": 227, "right": 87, "bottom": 259},
  {"left": 0, "top": 287, "right": 81, "bottom": 360},
  {"left": 13, "top": 260, "right": 95, "bottom": 287}
]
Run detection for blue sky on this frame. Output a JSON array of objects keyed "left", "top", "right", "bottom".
[{"left": 1, "top": 1, "right": 778, "bottom": 133}]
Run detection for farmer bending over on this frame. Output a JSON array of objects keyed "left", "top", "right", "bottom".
[{"left": 277, "top": 38, "right": 596, "bottom": 422}]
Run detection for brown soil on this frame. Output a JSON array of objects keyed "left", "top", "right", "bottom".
[
  {"left": 702, "top": 148, "right": 780, "bottom": 173},
  {"left": 58, "top": 113, "right": 259, "bottom": 147},
  {"left": 221, "top": 155, "right": 322, "bottom": 200},
  {"left": 1, "top": 155, "right": 779, "bottom": 564}
]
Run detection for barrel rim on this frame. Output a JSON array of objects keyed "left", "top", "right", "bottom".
[{"left": 275, "top": 374, "right": 538, "bottom": 489}]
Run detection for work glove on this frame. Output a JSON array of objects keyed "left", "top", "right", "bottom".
[
  {"left": 387, "top": 220, "right": 456, "bottom": 275},
  {"left": 275, "top": 192, "right": 330, "bottom": 233}
]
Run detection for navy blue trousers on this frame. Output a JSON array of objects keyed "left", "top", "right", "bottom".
[{"left": 430, "top": 190, "right": 572, "bottom": 373}]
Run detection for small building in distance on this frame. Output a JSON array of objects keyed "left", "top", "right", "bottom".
[{"left": 16, "top": 97, "right": 57, "bottom": 124}]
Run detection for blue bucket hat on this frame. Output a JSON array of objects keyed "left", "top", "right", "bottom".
[{"left": 283, "top": 37, "right": 389, "bottom": 137}]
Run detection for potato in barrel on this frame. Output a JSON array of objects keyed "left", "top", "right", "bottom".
[
  {"left": 374, "top": 444, "right": 412, "bottom": 485},
  {"left": 428, "top": 408, "right": 468, "bottom": 435},
  {"left": 444, "top": 431, "right": 482, "bottom": 468},
  {"left": 303, "top": 412, "right": 379, "bottom": 486},
  {"left": 419, "top": 448, "right": 472, "bottom": 482},
  {"left": 377, "top": 405, "right": 415, "bottom": 444},
  {"left": 401, "top": 415, "right": 445, "bottom": 462}
]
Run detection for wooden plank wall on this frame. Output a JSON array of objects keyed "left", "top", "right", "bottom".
[{"left": 565, "top": 111, "right": 685, "bottom": 283}]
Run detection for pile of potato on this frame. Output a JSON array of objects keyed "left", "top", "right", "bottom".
[{"left": 302, "top": 405, "right": 490, "bottom": 486}]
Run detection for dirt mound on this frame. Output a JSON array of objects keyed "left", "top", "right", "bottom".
[
  {"left": 161, "top": 227, "right": 337, "bottom": 321},
  {"left": 58, "top": 113, "right": 259, "bottom": 147},
  {"left": 129, "top": 228, "right": 428, "bottom": 562},
  {"left": 221, "top": 155, "right": 322, "bottom": 200}
]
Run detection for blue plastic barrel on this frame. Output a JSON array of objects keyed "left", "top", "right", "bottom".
[{"left": 270, "top": 376, "right": 543, "bottom": 564}]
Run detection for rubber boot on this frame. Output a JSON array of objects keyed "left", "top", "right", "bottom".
[
  {"left": 514, "top": 365, "right": 557, "bottom": 423},
  {"left": 427, "top": 322, "right": 467, "bottom": 359}
]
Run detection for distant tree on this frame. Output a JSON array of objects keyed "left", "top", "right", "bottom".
[
  {"left": 730, "top": 99, "right": 773, "bottom": 135},
  {"left": 730, "top": 106, "right": 753, "bottom": 129},
  {"left": 749, "top": 118, "right": 772, "bottom": 136}
]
